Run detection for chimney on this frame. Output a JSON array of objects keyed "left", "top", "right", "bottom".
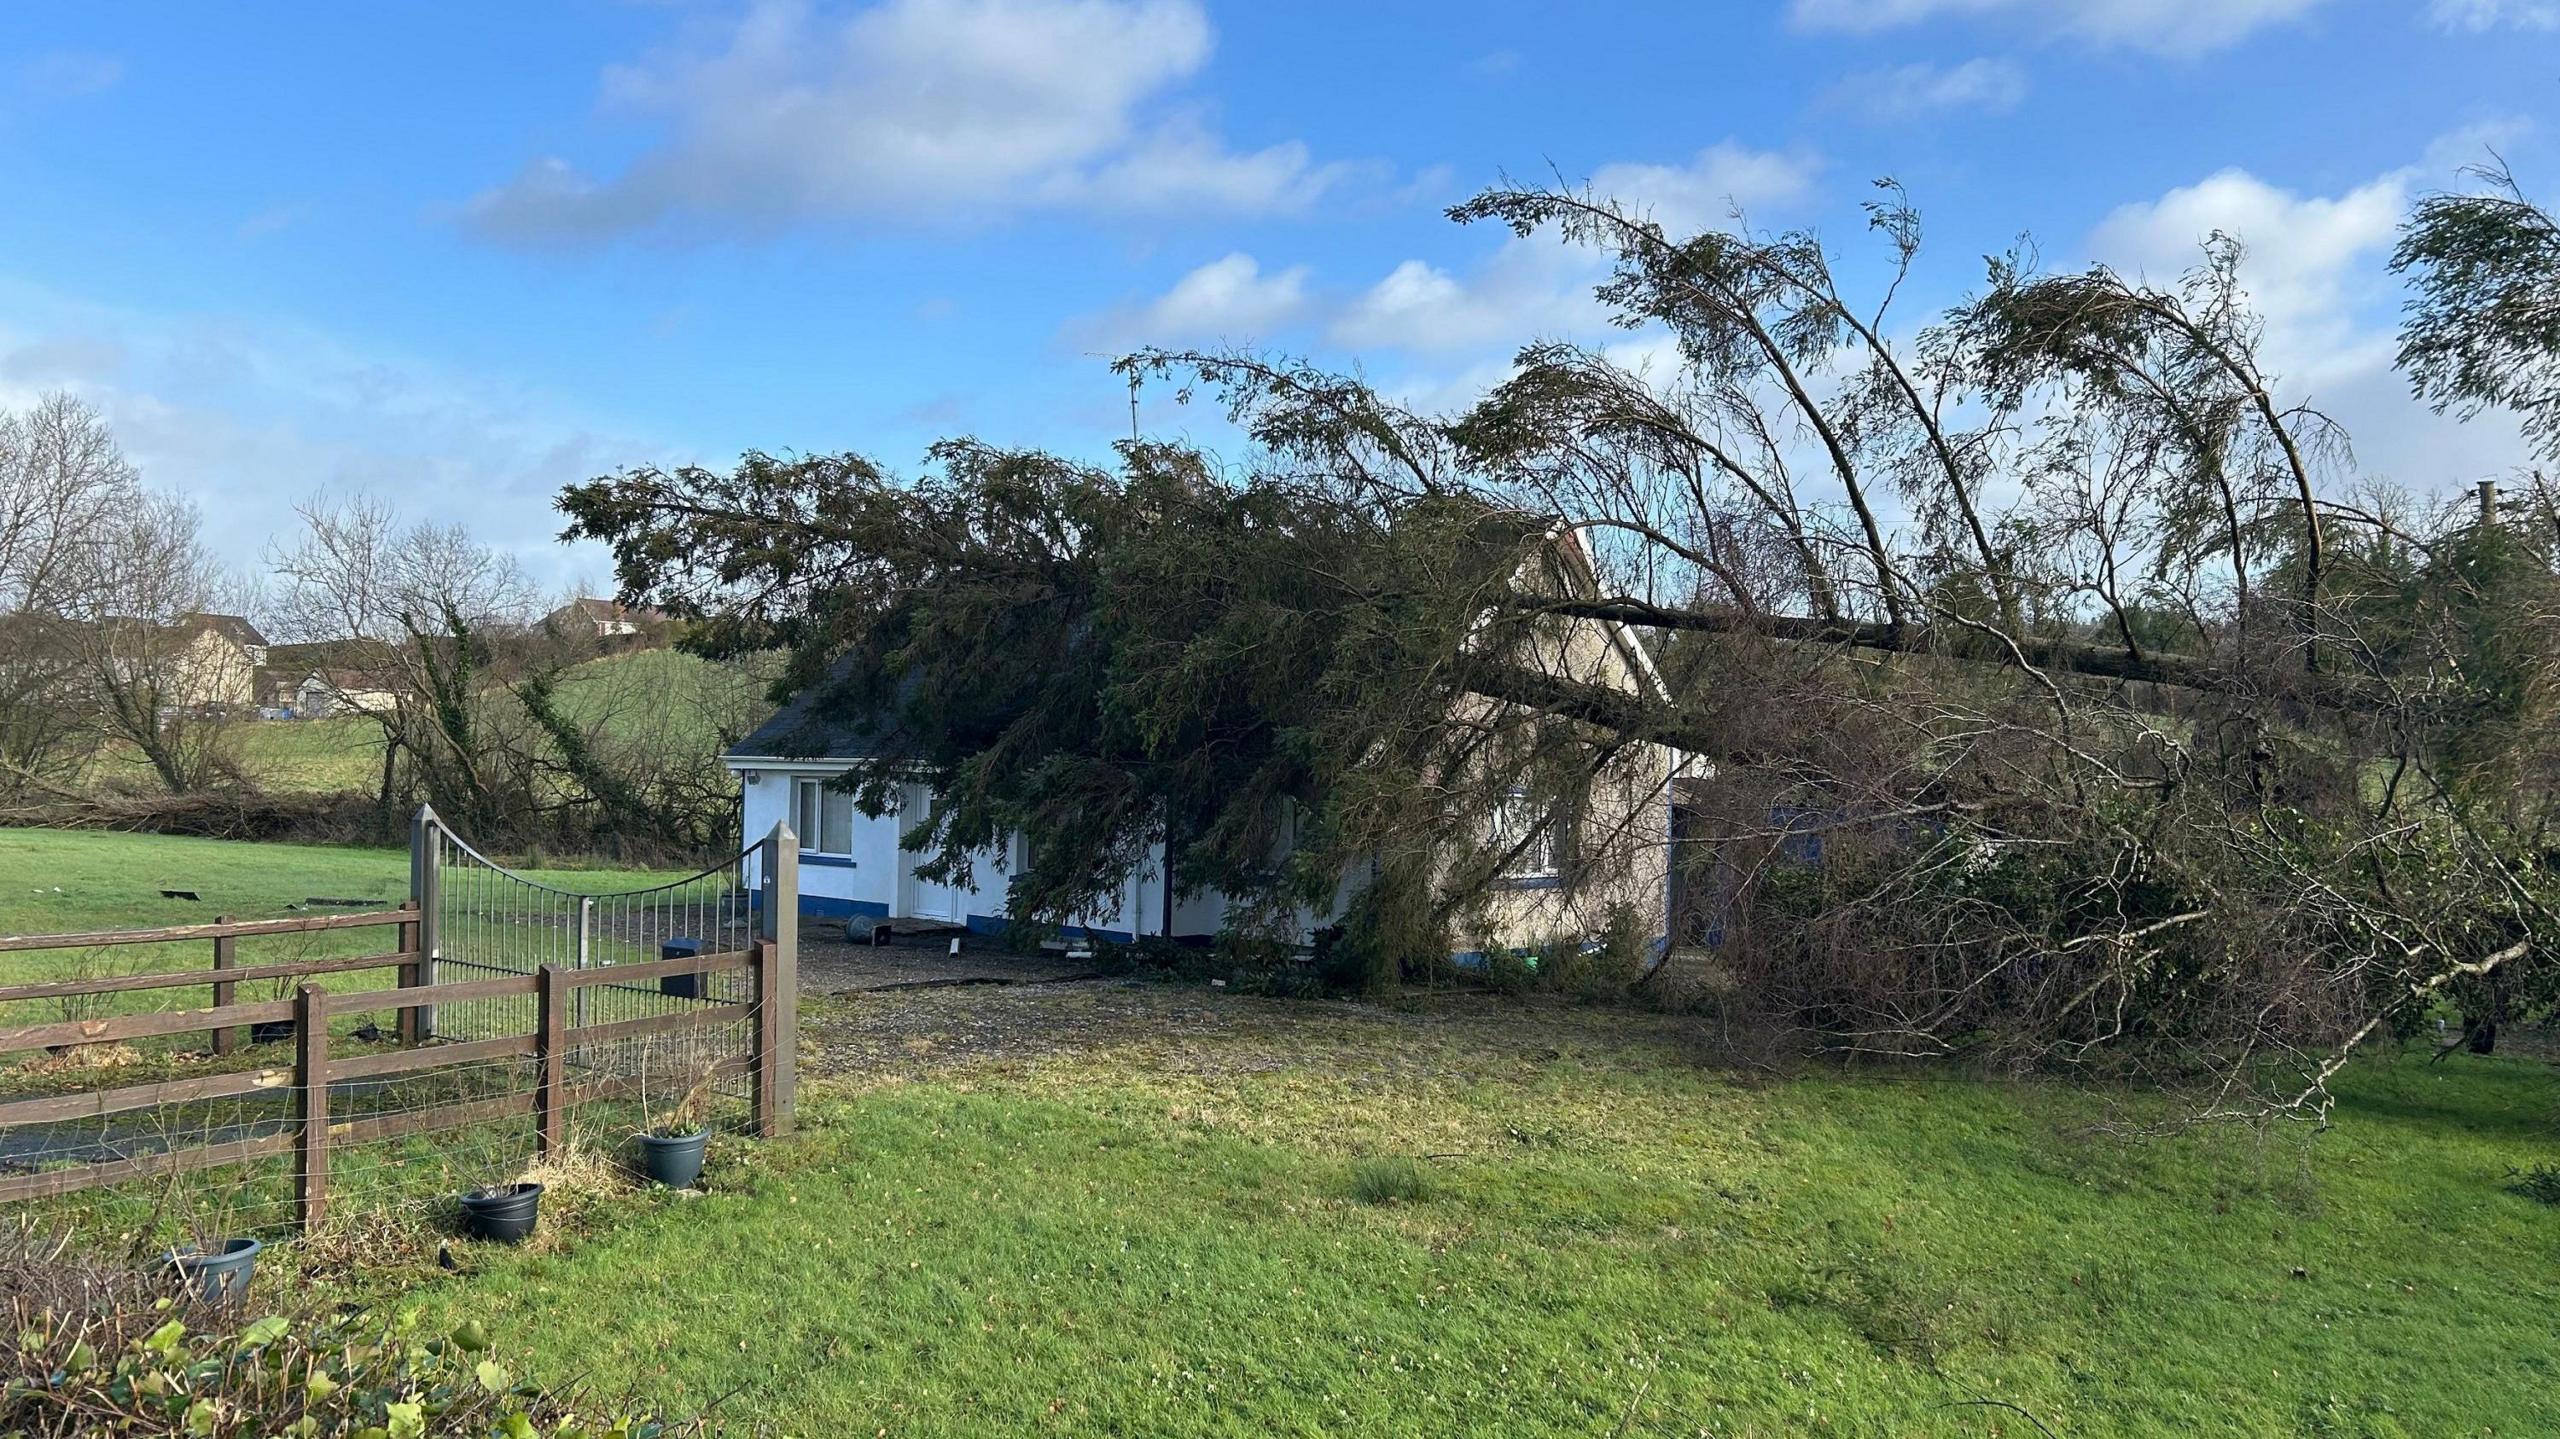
[{"left": 2479, "top": 479, "right": 2498, "bottom": 529}]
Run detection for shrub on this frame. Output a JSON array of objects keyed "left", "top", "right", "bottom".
[
  {"left": 1578, "top": 902, "right": 1653, "bottom": 999},
  {"left": 6, "top": 1305, "right": 712, "bottom": 1438},
  {"left": 0, "top": 1227, "right": 710, "bottom": 1438},
  {"left": 1316, "top": 861, "right": 1444, "bottom": 997},
  {"left": 1227, "top": 963, "right": 1324, "bottom": 1000},
  {"left": 1348, "top": 1156, "right": 1433, "bottom": 1206},
  {"left": 1480, "top": 942, "right": 1537, "bottom": 995}
]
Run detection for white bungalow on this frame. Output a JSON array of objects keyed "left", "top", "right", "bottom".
[{"left": 724, "top": 534, "right": 1688, "bottom": 951}]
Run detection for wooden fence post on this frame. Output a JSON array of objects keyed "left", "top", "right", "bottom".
[
  {"left": 209, "top": 918, "right": 235, "bottom": 1056},
  {"left": 535, "top": 963, "right": 565, "bottom": 1156},
  {"left": 395, "top": 901, "right": 422, "bottom": 1046},
  {"left": 294, "top": 984, "right": 328, "bottom": 1231},
  {"left": 759, "top": 826, "right": 797, "bottom": 1137}
]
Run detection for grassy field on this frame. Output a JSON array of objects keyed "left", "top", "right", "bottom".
[
  {"left": 230, "top": 716, "right": 386, "bottom": 793},
  {"left": 387, "top": 988, "right": 2560, "bottom": 1439},
  {"left": 0, "top": 827, "right": 701, "bottom": 1071},
  {"left": 8, "top": 831, "right": 2559, "bottom": 1436},
  {"left": 0, "top": 828, "right": 740, "bottom": 1244},
  {"left": 82, "top": 647, "right": 760, "bottom": 796},
  {"left": 0, "top": 826, "right": 696, "bottom": 938}
]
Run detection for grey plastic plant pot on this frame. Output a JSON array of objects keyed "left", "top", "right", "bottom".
[
  {"left": 166, "top": 1237, "right": 261, "bottom": 1304},
  {"left": 634, "top": 1128, "right": 708, "bottom": 1189},
  {"left": 457, "top": 1182, "right": 544, "bottom": 1243}
]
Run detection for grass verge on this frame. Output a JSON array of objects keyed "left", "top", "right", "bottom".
[{"left": 376, "top": 988, "right": 2560, "bottom": 1438}]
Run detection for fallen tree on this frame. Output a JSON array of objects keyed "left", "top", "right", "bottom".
[{"left": 560, "top": 170, "right": 2560, "bottom": 1116}]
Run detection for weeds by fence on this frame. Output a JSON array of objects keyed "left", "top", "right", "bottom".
[
  {"left": 0, "top": 814, "right": 803, "bottom": 1243},
  {"left": 0, "top": 925, "right": 786, "bottom": 1230}
]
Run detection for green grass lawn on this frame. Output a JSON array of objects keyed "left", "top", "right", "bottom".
[
  {"left": 0, "top": 828, "right": 741, "bottom": 1244},
  {"left": 8, "top": 831, "right": 2559, "bottom": 1436},
  {"left": 232, "top": 715, "right": 387, "bottom": 793},
  {"left": 0, "top": 827, "right": 700, "bottom": 1071},
  {"left": 390, "top": 989, "right": 2560, "bottom": 1439}
]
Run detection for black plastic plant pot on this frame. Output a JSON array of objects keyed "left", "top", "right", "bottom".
[
  {"left": 248, "top": 1019, "right": 296, "bottom": 1045},
  {"left": 634, "top": 1128, "right": 709, "bottom": 1189},
  {"left": 458, "top": 1182, "right": 544, "bottom": 1243},
  {"left": 165, "top": 1238, "right": 261, "bottom": 1304}
]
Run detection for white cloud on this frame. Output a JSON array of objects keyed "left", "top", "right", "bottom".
[
  {"left": 1830, "top": 57, "right": 2028, "bottom": 119},
  {"left": 2429, "top": 0, "right": 2560, "bottom": 30},
  {"left": 1787, "top": 0, "right": 2330, "bottom": 55},
  {"left": 2085, "top": 146, "right": 2533, "bottom": 491},
  {"left": 1076, "top": 253, "right": 1310, "bottom": 348},
  {"left": 1328, "top": 142, "right": 1815, "bottom": 359},
  {"left": 1328, "top": 242, "right": 1608, "bottom": 357},
  {"left": 1587, "top": 141, "right": 1821, "bottom": 237},
  {"left": 469, "top": 0, "right": 1353, "bottom": 244},
  {"left": 2088, "top": 167, "right": 2407, "bottom": 387},
  {"left": 0, "top": 283, "right": 663, "bottom": 588}
]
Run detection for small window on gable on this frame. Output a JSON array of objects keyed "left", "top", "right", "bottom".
[
  {"left": 793, "top": 778, "right": 855, "bottom": 856},
  {"left": 1490, "top": 788, "right": 1566, "bottom": 881}
]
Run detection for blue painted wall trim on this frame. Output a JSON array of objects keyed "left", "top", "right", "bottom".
[
  {"left": 794, "top": 895, "right": 890, "bottom": 921},
  {"left": 799, "top": 853, "right": 858, "bottom": 870}
]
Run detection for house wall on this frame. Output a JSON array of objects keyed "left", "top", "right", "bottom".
[
  {"left": 1466, "top": 744, "right": 1678, "bottom": 955},
  {"left": 731, "top": 566, "right": 1681, "bottom": 956},
  {"left": 734, "top": 764, "right": 1168, "bottom": 943},
  {"left": 173, "top": 629, "right": 256, "bottom": 708},
  {"left": 737, "top": 744, "right": 1674, "bottom": 957}
]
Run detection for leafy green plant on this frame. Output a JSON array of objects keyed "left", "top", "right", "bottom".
[
  {"left": 4, "top": 1301, "right": 709, "bottom": 1438},
  {"left": 1348, "top": 1156, "right": 1433, "bottom": 1206}
]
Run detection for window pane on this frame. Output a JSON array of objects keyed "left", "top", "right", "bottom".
[
  {"left": 795, "top": 781, "right": 820, "bottom": 851},
  {"left": 1496, "top": 790, "right": 1559, "bottom": 878},
  {"left": 822, "top": 788, "right": 855, "bottom": 856}
]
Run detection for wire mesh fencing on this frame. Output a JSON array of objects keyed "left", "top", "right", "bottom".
[
  {"left": 0, "top": 812, "right": 797, "bottom": 1246},
  {"left": 420, "top": 814, "right": 761, "bottom": 1108}
]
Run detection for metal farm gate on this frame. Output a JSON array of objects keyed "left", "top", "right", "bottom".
[
  {"left": 0, "top": 810, "right": 800, "bottom": 1232},
  {"left": 409, "top": 806, "right": 800, "bottom": 1112}
]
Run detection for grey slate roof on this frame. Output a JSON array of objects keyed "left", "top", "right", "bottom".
[{"left": 724, "top": 657, "right": 918, "bottom": 763}]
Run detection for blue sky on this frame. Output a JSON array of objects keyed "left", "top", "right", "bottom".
[{"left": 0, "top": 0, "right": 2552, "bottom": 590}]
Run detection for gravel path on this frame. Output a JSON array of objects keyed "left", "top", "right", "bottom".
[
  {"left": 793, "top": 968, "right": 1720, "bottom": 1092},
  {"left": 801, "top": 979, "right": 1273, "bottom": 1080},
  {"left": 795, "top": 930, "right": 1102, "bottom": 994}
]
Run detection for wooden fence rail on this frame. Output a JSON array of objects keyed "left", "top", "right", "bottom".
[
  {"left": 0, "top": 903, "right": 425, "bottom": 1057},
  {"left": 0, "top": 940, "right": 781, "bottom": 1222}
]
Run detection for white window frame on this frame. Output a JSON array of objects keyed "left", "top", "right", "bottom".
[
  {"left": 792, "top": 777, "right": 856, "bottom": 858},
  {"left": 1490, "top": 787, "right": 1565, "bottom": 882}
]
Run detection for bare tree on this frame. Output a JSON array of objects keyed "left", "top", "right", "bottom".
[
  {"left": 268, "top": 495, "right": 544, "bottom": 834},
  {"left": 0, "top": 397, "right": 249, "bottom": 796},
  {"left": 0, "top": 395, "right": 138, "bottom": 799},
  {"left": 57, "top": 491, "right": 249, "bottom": 795}
]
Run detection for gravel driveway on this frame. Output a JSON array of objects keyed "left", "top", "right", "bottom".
[{"left": 795, "top": 929, "right": 1102, "bottom": 994}]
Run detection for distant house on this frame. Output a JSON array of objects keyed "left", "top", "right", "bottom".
[
  {"left": 163, "top": 612, "right": 267, "bottom": 710},
  {"left": 724, "top": 529, "right": 1688, "bottom": 953},
  {"left": 547, "top": 597, "right": 665, "bottom": 640},
  {"left": 292, "top": 668, "right": 399, "bottom": 719}
]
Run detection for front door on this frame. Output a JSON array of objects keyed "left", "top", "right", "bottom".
[{"left": 900, "top": 783, "right": 963, "bottom": 922}]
